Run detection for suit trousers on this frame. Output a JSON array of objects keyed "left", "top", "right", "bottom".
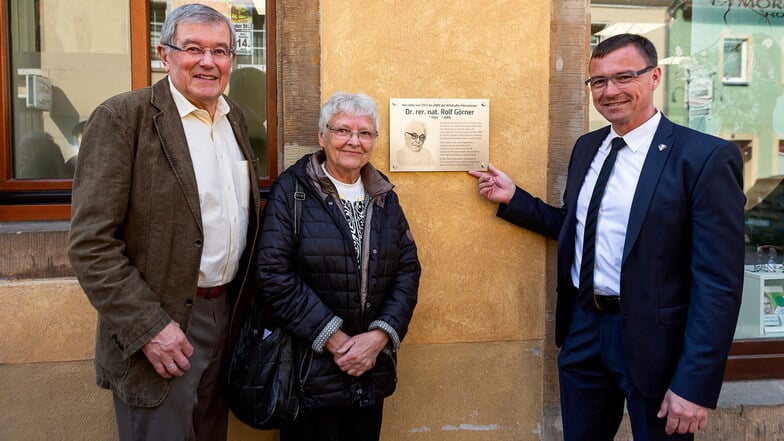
[
  {"left": 114, "top": 295, "right": 231, "bottom": 441},
  {"left": 558, "top": 300, "right": 693, "bottom": 441}
]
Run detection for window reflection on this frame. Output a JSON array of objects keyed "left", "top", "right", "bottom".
[
  {"left": 150, "top": 0, "right": 269, "bottom": 177},
  {"left": 228, "top": 67, "right": 268, "bottom": 175},
  {"left": 16, "top": 131, "right": 70, "bottom": 179},
  {"left": 591, "top": 1, "right": 784, "bottom": 340},
  {"left": 722, "top": 37, "right": 749, "bottom": 84},
  {"left": 10, "top": 0, "right": 131, "bottom": 180}
]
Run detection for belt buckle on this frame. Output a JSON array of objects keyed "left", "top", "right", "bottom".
[{"left": 593, "top": 295, "right": 620, "bottom": 313}]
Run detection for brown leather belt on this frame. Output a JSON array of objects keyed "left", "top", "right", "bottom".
[
  {"left": 196, "top": 284, "right": 228, "bottom": 299},
  {"left": 593, "top": 295, "right": 620, "bottom": 313}
]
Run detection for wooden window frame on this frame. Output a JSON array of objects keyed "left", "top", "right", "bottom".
[
  {"left": 726, "top": 339, "right": 784, "bottom": 380},
  {"left": 0, "top": 0, "right": 278, "bottom": 221},
  {"left": 0, "top": 1, "right": 72, "bottom": 220}
]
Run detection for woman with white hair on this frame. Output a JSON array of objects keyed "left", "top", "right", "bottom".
[{"left": 255, "top": 92, "right": 421, "bottom": 440}]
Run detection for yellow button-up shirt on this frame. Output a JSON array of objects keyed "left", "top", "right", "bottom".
[{"left": 169, "top": 79, "right": 250, "bottom": 287}]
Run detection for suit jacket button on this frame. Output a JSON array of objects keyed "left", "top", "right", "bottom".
[{"left": 185, "top": 299, "right": 194, "bottom": 307}]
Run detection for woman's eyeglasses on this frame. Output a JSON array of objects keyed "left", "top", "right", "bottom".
[{"left": 326, "top": 125, "right": 378, "bottom": 143}]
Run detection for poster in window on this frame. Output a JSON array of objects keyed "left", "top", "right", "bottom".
[{"left": 168, "top": 0, "right": 256, "bottom": 54}]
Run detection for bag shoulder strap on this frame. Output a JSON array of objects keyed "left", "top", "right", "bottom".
[{"left": 293, "top": 181, "right": 305, "bottom": 244}]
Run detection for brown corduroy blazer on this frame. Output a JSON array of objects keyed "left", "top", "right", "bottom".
[{"left": 68, "top": 77, "right": 260, "bottom": 407}]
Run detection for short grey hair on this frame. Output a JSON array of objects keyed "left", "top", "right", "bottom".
[
  {"left": 318, "top": 92, "right": 380, "bottom": 133},
  {"left": 159, "top": 3, "right": 236, "bottom": 51}
]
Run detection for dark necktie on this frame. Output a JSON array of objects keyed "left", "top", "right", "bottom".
[{"left": 579, "top": 137, "right": 626, "bottom": 308}]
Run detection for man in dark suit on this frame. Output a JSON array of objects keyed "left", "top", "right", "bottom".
[
  {"left": 469, "top": 33, "right": 744, "bottom": 441},
  {"left": 68, "top": 4, "right": 260, "bottom": 440}
]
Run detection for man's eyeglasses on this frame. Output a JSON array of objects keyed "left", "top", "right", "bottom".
[
  {"left": 584, "top": 65, "right": 656, "bottom": 91},
  {"left": 326, "top": 125, "right": 378, "bottom": 143},
  {"left": 164, "top": 43, "right": 235, "bottom": 61},
  {"left": 405, "top": 132, "right": 426, "bottom": 143}
]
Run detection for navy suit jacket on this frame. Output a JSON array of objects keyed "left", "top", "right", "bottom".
[{"left": 498, "top": 115, "right": 745, "bottom": 408}]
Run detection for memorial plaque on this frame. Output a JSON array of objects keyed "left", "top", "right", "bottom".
[{"left": 389, "top": 98, "right": 489, "bottom": 172}]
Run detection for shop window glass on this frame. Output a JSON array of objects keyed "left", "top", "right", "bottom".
[
  {"left": 150, "top": 0, "right": 269, "bottom": 177},
  {"left": 590, "top": 1, "right": 784, "bottom": 359},
  {"left": 8, "top": 0, "right": 131, "bottom": 181}
]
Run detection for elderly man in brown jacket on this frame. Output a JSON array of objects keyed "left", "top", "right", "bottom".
[{"left": 68, "top": 4, "right": 260, "bottom": 441}]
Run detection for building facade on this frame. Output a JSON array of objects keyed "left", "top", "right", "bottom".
[{"left": 1, "top": 1, "right": 783, "bottom": 440}]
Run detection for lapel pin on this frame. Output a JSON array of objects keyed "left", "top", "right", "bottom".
[{"left": 658, "top": 144, "right": 667, "bottom": 151}]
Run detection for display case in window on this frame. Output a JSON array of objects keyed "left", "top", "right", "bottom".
[{"left": 735, "top": 266, "right": 784, "bottom": 339}]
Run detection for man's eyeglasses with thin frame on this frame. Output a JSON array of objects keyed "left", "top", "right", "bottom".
[
  {"left": 405, "top": 132, "right": 426, "bottom": 143},
  {"left": 163, "top": 43, "right": 236, "bottom": 61},
  {"left": 584, "top": 65, "right": 656, "bottom": 91},
  {"left": 326, "top": 125, "right": 378, "bottom": 143}
]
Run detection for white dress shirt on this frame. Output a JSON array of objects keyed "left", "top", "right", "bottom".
[
  {"left": 169, "top": 79, "right": 250, "bottom": 287},
  {"left": 571, "top": 111, "right": 661, "bottom": 296}
]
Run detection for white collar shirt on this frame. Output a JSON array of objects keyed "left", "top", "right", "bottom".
[
  {"left": 571, "top": 111, "right": 661, "bottom": 296},
  {"left": 169, "top": 79, "right": 250, "bottom": 287}
]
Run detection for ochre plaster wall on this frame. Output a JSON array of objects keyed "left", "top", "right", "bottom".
[
  {"left": 319, "top": 0, "right": 551, "bottom": 346},
  {"left": 0, "top": 279, "right": 116, "bottom": 440},
  {"left": 316, "top": 1, "right": 552, "bottom": 439},
  {"left": 0, "top": 279, "right": 542, "bottom": 441}
]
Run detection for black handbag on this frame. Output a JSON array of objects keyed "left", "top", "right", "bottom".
[
  {"left": 224, "top": 181, "right": 307, "bottom": 429},
  {"left": 224, "top": 304, "right": 300, "bottom": 430}
]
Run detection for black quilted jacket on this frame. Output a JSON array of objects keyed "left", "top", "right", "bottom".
[{"left": 255, "top": 151, "right": 420, "bottom": 410}]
